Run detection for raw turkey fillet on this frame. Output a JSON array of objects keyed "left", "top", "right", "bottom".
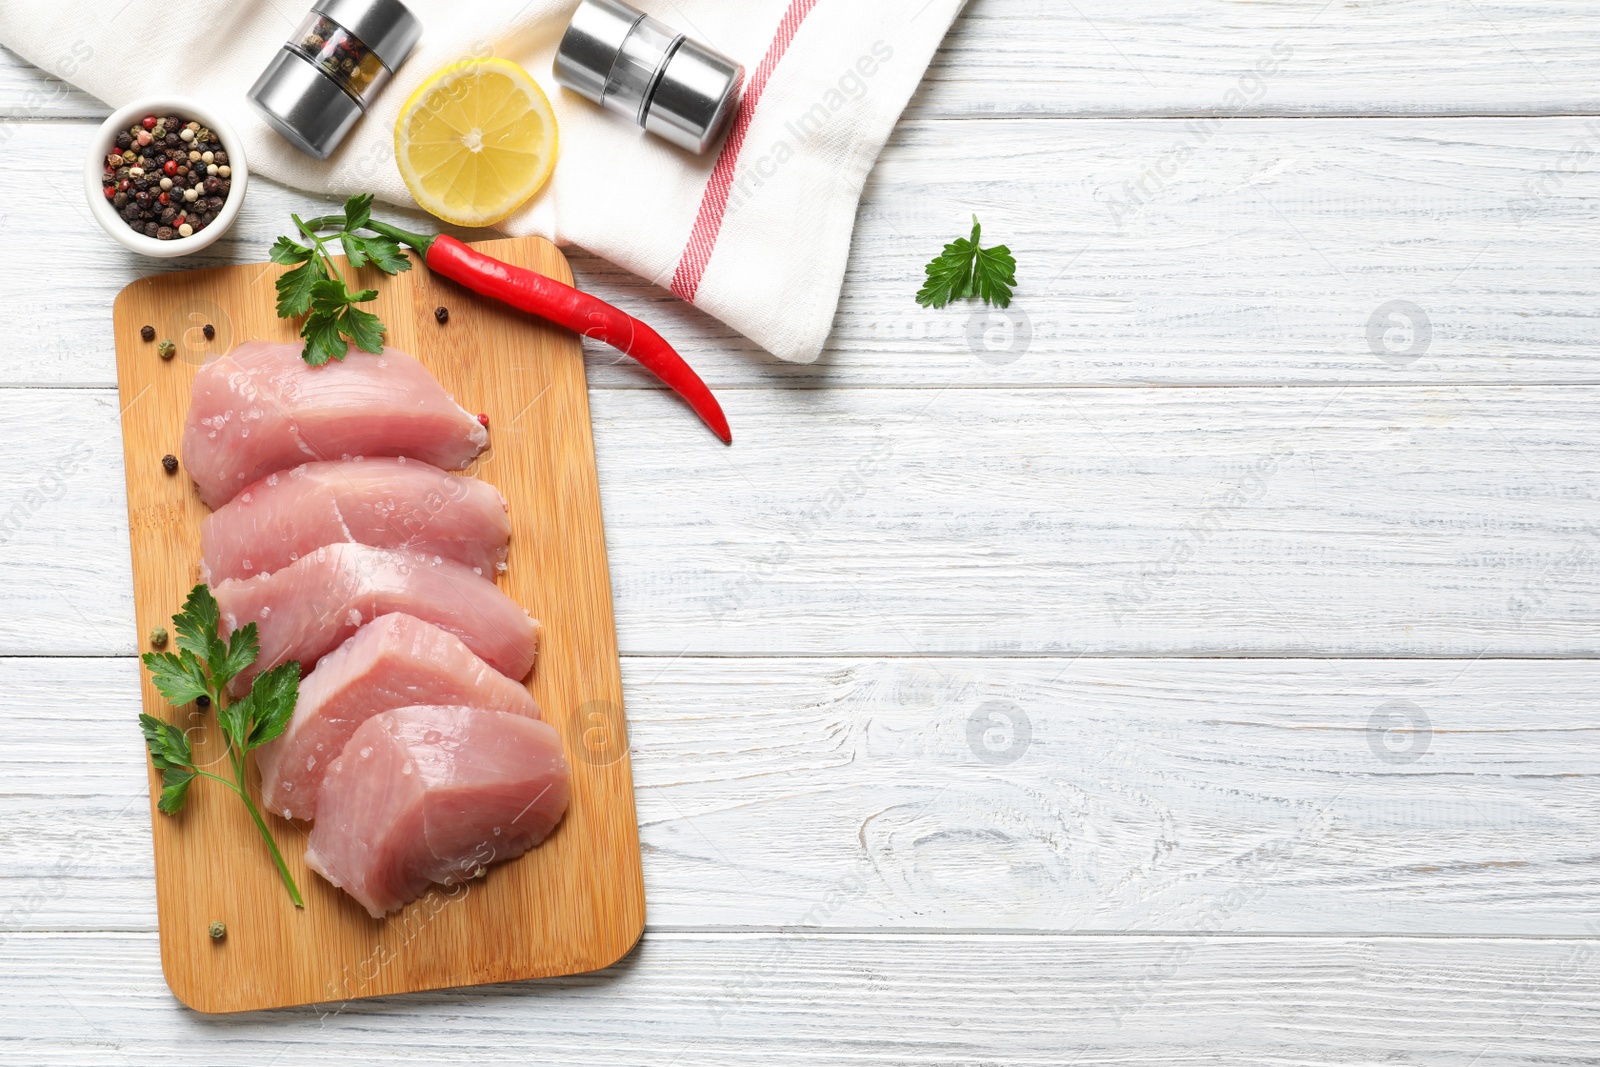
[
  {"left": 182, "top": 342, "right": 488, "bottom": 509},
  {"left": 214, "top": 543, "right": 540, "bottom": 696},
  {"left": 256, "top": 613, "right": 541, "bottom": 821},
  {"left": 304, "top": 705, "right": 570, "bottom": 918},
  {"left": 199, "top": 458, "right": 510, "bottom": 583}
]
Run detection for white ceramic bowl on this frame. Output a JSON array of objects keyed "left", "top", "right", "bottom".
[{"left": 84, "top": 96, "right": 249, "bottom": 258}]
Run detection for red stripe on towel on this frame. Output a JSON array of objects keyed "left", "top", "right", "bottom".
[{"left": 669, "top": 0, "right": 819, "bottom": 303}]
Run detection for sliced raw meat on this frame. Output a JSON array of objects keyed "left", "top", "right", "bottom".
[
  {"left": 304, "top": 705, "right": 569, "bottom": 917},
  {"left": 214, "top": 543, "right": 539, "bottom": 695},
  {"left": 199, "top": 458, "right": 510, "bottom": 584},
  {"left": 256, "top": 613, "right": 540, "bottom": 821},
  {"left": 182, "top": 341, "right": 488, "bottom": 508}
]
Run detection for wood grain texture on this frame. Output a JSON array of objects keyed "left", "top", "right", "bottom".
[
  {"left": 7, "top": 656, "right": 1600, "bottom": 936},
  {"left": 7, "top": 932, "right": 1600, "bottom": 1066},
  {"left": 7, "top": 118, "right": 1600, "bottom": 389},
  {"left": 5, "top": 3, "right": 1600, "bottom": 1056},
  {"left": 110, "top": 237, "right": 643, "bottom": 1011},
  {"left": 8, "top": 383, "right": 1598, "bottom": 658}
]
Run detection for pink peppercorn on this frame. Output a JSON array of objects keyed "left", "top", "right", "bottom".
[
  {"left": 477, "top": 413, "right": 490, "bottom": 427},
  {"left": 141, "top": 115, "right": 156, "bottom": 129}
]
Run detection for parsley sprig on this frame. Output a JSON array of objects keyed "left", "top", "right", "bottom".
[
  {"left": 139, "top": 584, "right": 305, "bottom": 907},
  {"left": 271, "top": 194, "right": 413, "bottom": 366},
  {"left": 915, "top": 215, "right": 1018, "bottom": 309}
]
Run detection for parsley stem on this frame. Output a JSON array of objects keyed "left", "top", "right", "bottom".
[
  {"left": 211, "top": 685, "right": 306, "bottom": 909},
  {"left": 239, "top": 784, "right": 305, "bottom": 909},
  {"left": 291, "top": 213, "right": 347, "bottom": 287}
]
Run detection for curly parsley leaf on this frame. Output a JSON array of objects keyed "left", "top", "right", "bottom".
[
  {"left": 171, "top": 583, "right": 228, "bottom": 680},
  {"left": 273, "top": 196, "right": 418, "bottom": 366},
  {"left": 140, "top": 650, "right": 209, "bottom": 706},
  {"left": 915, "top": 215, "right": 1017, "bottom": 310},
  {"left": 222, "top": 659, "right": 301, "bottom": 753},
  {"left": 343, "top": 192, "right": 374, "bottom": 233},
  {"left": 138, "top": 712, "right": 196, "bottom": 814},
  {"left": 340, "top": 304, "right": 387, "bottom": 354},
  {"left": 269, "top": 235, "right": 315, "bottom": 265},
  {"left": 343, "top": 232, "right": 411, "bottom": 275},
  {"left": 216, "top": 622, "right": 260, "bottom": 696},
  {"left": 301, "top": 311, "right": 348, "bottom": 367},
  {"left": 139, "top": 585, "right": 305, "bottom": 905},
  {"left": 275, "top": 260, "right": 321, "bottom": 319}
]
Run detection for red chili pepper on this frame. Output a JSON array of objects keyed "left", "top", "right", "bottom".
[{"left": 365, "top": 220, "right": 730, "bottom": 444}]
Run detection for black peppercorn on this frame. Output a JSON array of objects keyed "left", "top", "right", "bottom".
[
  {"left": 213, "top": 150, "right": 227, "bottom": 165},
  {"left": 113, "top": 192, "right": 128, "bottom": 208},
  {"left": 140, "top": 325, "right": 155, "bottom": 342},
  {"left": 207, "top": 196, "right": 224, "bottom": 212},
  {"left": 204, "top": 176, "right": 221, "bottom": 194},
  {"left": 196, "top": 694, "right": 210, "bottom": 708},
  {"left": 157, "top": 226, "right": 173, "bottom": 241},
  {"left": 115, "top": 131, "right": 132, "bottom": 150},
  {"left": 435, "top": 307, "right": 449, "bottom": 324},
  {"left": 143, "top": 222, "right": 159, "bottom": 237},
  {"left": 161, "top": 454, "right": 178, "bottom": 474},
  {"left": 203, "top": 323, "right": 215, "bottom": 340}
]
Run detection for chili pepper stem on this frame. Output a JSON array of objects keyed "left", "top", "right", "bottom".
[
  {"left": 363, "top": 218, "right": 434, "bottom": 253},
  {"left": 295, "top": 213, "right": 732, "bottom": 444}
]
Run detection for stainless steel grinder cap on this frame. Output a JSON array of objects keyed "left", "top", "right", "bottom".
[
  {"left": 553, "top": 0, "right": 745, "bottom": 155},
  {"left": 249, "top": 0, "right": 423, "bottom": 159}
]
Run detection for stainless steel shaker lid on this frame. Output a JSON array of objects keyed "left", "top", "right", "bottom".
[
  {"left": 248, "top": 49, "right": 364, "bottom": 160},
  {"left": 648, "top": 36, "right": 744, "bottom": 154},
  {"left": 315, "top": 0, "right": 423, "bottom": 70},
  {"left": 553, "top": 0, "right": 644, "bottom": 105},
  {"left": 554, "top": 0, "right": 744, "bottom": 154}
]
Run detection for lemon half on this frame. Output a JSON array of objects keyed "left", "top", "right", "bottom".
[{"left": 394, "top": 58, "right": 558, "bottom": 227}]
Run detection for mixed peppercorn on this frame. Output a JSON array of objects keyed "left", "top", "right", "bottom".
[
  {"left": 294, "top": 15, "right": 385, "bottom": 99},
  {"left": 101, "top": 114, "right": 233, "bottom": 241}
]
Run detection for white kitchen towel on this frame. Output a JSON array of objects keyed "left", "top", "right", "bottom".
[{"left": 0, "top": 0, "right": 964, "bottom": 362}]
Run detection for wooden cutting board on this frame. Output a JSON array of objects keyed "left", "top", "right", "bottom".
[{"left": 112, "top": 236, "right": 644, "bottom": 1014}]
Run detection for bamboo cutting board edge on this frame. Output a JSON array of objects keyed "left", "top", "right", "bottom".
[{"left": 111, "top": 237, "right": 645, "bottom": 1013}]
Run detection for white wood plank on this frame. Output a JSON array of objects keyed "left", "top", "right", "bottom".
[
  {"left": 3, "top": 931, "right": 1600, "bottom": 1062},
  {"left": 916, "top": 0, "right": 1600, "bottom": 118},
  {"left": 8, "top": 656, "right": 1600, "bottom": 935},
  {"left": 0, "top": 45, "right": 101, "bottom": 118},
  {"left": 8, "top": 118, "right": 1600, "bottom": 389},
  {"left": 8, "top": 0, "right": 1600, "bottom": 120},
  {"left": 2, "top": 384, "right": 1596, "bottom": 657}
]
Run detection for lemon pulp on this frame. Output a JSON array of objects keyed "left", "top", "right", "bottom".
[{"left": 394, "top": 58, "right": 558, "bottom": 227}]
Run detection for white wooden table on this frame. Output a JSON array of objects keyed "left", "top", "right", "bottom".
[{"left": 5, "top": 2, "right": 1600, "bottom": 1061}]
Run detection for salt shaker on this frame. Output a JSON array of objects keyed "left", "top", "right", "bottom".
[
  {"left": 554, "top": 0, "right": 744, "bottom": 155},
  {"left": 249, "top": 0, "right": 423, "bottom": 159}
]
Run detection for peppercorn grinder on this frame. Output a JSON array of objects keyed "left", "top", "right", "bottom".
[
  {"left": 249, "top": 0, "right": 423, "bottom": 159},
  {"left": 554, "top": 0, "right": 745, "bottom": 155}
]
